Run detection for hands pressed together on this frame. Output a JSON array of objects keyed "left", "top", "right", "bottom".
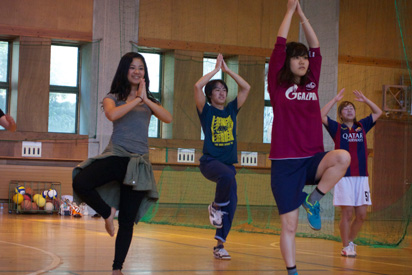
[{"left": 215, "top": 53, "right": 230, "bottom": 73}]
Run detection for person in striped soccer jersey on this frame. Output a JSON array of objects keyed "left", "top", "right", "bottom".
[{"left": 321, "top": 88, "right": 382, "bottom": 257}]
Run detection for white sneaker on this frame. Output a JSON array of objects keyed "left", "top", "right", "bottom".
[
  {"left": 213, "top": 245, "right": 231, "bottom": 260},
  {"left": 341, "top": 243, "right": 357, "bottom": 257},
  {"left": 349, "top": 242, "right": 357, "bottom": 256},
  {"left": 208, "top": 204, "right": 223, "bottom": 228}
]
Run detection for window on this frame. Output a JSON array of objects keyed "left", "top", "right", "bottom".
[
  {"left": 0, "top": 41, "right": 10, "bottom": 130},
  {"left": 263, "top": 62, "right": 272, "bottom": 143},
  {"left": 49, "top": 45, "right": 79, "bottom": 133},
  {"left": 201, "top": 57, "right": 223, "bottom": 140},
  {"left": 203, "top": 57, "right": 223, "bottom": 82},
  {"left": 141, "top": 52, "right": 162, "bottom": 138}
]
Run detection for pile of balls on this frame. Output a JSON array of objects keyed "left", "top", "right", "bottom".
[{"left": 12, "top": 185, "right": 60, "bottom": 213}]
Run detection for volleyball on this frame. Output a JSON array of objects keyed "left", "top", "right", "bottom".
[
  {"left": 33, "top": 194, "right": 40, "bottom": 202},
  {"left": 35, "top": 196, "right": 46, "bottom": 208},
  {"left": 42, "top": 190, "right": 49, "bottom": 198},
  {"left": 15, "top": 185, "right": 26, "bottom": 195},
  {"left": 13, "top": 194, "right": 24, "bottom": 204},
  {"left": 45, "top": 202, "right": 54, "bottom": 213},
  {"left": 48, "top": 189, "right": 58, "bottom": 199}
]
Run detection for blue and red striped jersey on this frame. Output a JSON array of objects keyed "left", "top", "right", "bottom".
[{"left": 325, "top": 115, "right": 375, "bottom": 177}]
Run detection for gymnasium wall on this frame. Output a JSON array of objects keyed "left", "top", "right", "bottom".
[
  {"left": 0, "top": 0, "right": 93, "bottom": 41},
  {"left": 0, "top": 0, "right": 411, "bottom": 203},
  {"left": 373, "top": 119, "right": 412, "bottom": 212},
  {"left": 0, "top": 0, "right": 93, "bottom": 199}
]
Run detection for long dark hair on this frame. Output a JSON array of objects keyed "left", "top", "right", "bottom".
[
  {"left": 277, "top": 42, "right": 309, "bottom": 86},
  {"left": 108, "top": 52, "right": 159, "bottom": 103},
  {"left": 338, "top": 101, "right": 357, "bottom": 123},
  {"left": 204, "top": 79, "right": 228, "bottom": 103}
]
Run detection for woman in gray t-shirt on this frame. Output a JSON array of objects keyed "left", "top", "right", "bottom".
[{"left": 73, "top": 52, "right": 172, "bottom": 274}]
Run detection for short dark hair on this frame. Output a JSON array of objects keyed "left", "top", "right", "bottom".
[
  {"left": 204, "top": 79, "right": 228, "bottom": 103},
  {"left": 277, "top": 42, "right": 309, "bottom": 86}
]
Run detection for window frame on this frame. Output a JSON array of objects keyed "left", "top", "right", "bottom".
[
  {"left": 263, "top": 61, "right": 272, "bottom": 143},
  {"left": 48, "top": 44, "right": 81, "bottom": 134},
  {"left": 200, "top": 55, "right": 223, "bottom": 140},
  {"left": 0, "top": 40, "right": 11, "bottom": 116},
  {"left": 139, "top": 50, "right": 163, "bottom": 138}
]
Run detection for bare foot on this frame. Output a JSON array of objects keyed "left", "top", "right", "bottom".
[
  {"left": 112, "top": 270, "right": 123, "bottom": 275},
  {"left": 104, "top": 207, "right": 116, "bottom": 237}
]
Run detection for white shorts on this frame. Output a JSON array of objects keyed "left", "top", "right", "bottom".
[{"left": 333, "top": 177, "right": 372, "bottom": 206}]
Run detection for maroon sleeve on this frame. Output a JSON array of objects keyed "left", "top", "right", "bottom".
[
  {"left": 308, "top": 47, "right": 322, "bottom": 85},
  {"left": 267, "top": 37, "right": 287, "bottom": 93}
]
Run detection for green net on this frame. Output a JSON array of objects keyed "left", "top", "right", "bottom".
[
  {"left": 140, "top": 1, "right": 412, "bottom": 247},
  {"left": 140, "top": 164, "right": 411, "bottom": 247}
]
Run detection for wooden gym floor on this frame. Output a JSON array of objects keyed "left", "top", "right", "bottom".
[{"left": 0, "top": 209, "right": 411, "bottom": 275}]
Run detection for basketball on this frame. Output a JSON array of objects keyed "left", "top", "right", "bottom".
[
  {"left": 31, "top": 202, "right": 38, "bottom": 210},
  {"left": 15, "top": 185, "right": 26, "bottom": 195},
  {"left": 45, "top": 202, "right": 54, "bottom": 213},
  {"left": 23, "top": 194, "right": 31, "bottom": 201},
  {"left": 48, "top": 189, "right": 58, "bottom": 199},
  {"left": 21, "top": 200, "right": 32, "bottom": 210},
  {"left": 35, "top": 196, "right": 46, "bottom": 207},
  {"left": 13, "top": 194, "right": 24, "bottom": 204},
  {"left": 25, "top": 187, "right": 34, "bottom": 197}
]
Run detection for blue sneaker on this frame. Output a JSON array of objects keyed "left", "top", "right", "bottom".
[{"left": 302, "top": 195, "right": 321, "bottom": 230}]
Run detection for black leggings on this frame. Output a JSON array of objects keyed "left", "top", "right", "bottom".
[{"left": 73, "top": 156, "right": 146, "bottom": 270}]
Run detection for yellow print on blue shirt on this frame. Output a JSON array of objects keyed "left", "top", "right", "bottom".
[{"left": 211, "top": 115, "right": 234, "bottom": 146}]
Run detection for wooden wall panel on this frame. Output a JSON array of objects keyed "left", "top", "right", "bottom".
[
  {"left": 0, "top": 0, "right": 93, "bottom": 41},
  {"left": 0, "top": 140, "right": 87, "bottom": 161},
  {"left": 0, "top": 165, "right": 74, "bottom": 200},
  {"left": 203, "top": 0, "right": 238, "bottom": 46},
  {"left": 339, "top": 0, "right": 401, "bottom": 59},
  {"left": 0, "top": 131, "right": 89, "bottom": 160},
  {"left": 372, "top": 120, "right": 412, "bottom": 212},
  {"left": 138, "top": 0, "right": 299, "bottom": 52},
  {"left": 171, "top": 0, "right": 205, "bottom": 43},
  {"left": 172, "top": 50, "right": 203, "bottom": 140},
  {"left": 237, "top": 55, "right": 266, "bottom": 143},
  {"left": 236, "top": 0, "right": 264, "bottom": 47},
  {"left": 138, "top": 0, "right": 172, "bottom": 40},
  {"left": 0, "top": 165, "right": 162, "bottom": 200},
  {"left": 17, "top": 37, "right": 51, "bottom": 132}
]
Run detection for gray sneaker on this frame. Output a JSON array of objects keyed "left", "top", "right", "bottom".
[
  {"left": 208, "top": 203, "right": 223, "bottom": 228},
  {"left": 213, "top": 245, "right": 231, "bottom": 260}
]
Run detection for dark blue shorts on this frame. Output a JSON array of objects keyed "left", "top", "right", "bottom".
[{"left": 271, "top": 152, "right": 327, "bottom": 215}]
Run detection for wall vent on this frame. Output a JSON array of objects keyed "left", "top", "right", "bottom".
[
  {"left": 177, "top": 148, "right": 195, "bottom": 163},
  {"left": 241, "top": 151, "right": 258, "bottom": 166},
  {"left": 22, "top": 141, "right": 42, "bottom": 157}
]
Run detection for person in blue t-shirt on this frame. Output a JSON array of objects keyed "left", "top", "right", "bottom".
[
  {"left": 321, "top": 88, "right": 382, "bottom": 257},
  {"left": 194, "top": 53, "right": 250, "bottom": 260}
]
